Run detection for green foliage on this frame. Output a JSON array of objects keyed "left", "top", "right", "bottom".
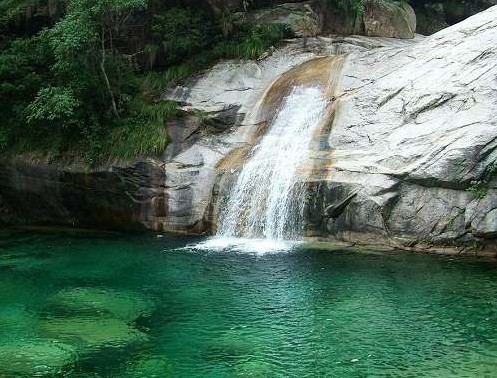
[
  {"left": 332, "top": 0, "right": 366, "bottom": 15},
  {"left": 0, "top": 1, "right": 287, "bottom": 165},
  {"left": 0, "top": 130, "right": 8, "bottom": 151},
  {"left": 26, "top": 86, "right": 80, "bottom": 125},
  {"left": 106, "top": 100, "right": 177, "bottom": 160},
  {"left": 215, "top": 23, "right": 290, "bottom": 59},
  {"left": 466, "top": 163, "right": 497, "bottom": 199},
  {"left": 154, "top": 22, "right": 290, "bottom": 88},
  {"left": 322, "top": 0, "right": 408, "bottom": 16},
  {"left": 151, "top": 8, "right": 215, "bottom": 65}
]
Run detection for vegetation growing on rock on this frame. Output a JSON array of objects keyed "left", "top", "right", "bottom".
[
  {"left": 0, "top": 0, "right": 290, "bottom": 164},
  {"left": 0, "top": 0, "right": 491, "bottom": 165}
]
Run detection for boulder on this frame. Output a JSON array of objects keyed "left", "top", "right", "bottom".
[
  {"left": 49, "top": 288, "right": 154, "bottom": 322},
  {"left": 363, "top": 1, "right": 416, "bottom": 38},
  {"left": 0, "top": 340, "right": 76, "bottom": 377},
  {"left": 249, "top": 1, "right": 321, "bottom": 37},
  {"left": 317, "top": 0, "right": 417, "bottom": 39}
]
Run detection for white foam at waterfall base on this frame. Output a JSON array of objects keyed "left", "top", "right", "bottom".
[
  {"left": 192, "top": 237, "right": 299, "bottom": 255},
  {"left": 196, "top": 86, "right": 328, "bottom": 254}
]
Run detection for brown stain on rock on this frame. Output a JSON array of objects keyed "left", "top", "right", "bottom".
[{"left": 216, "top": 55, "right": 345, "bottom": 174}]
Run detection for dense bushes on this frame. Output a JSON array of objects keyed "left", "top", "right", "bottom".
[
  {"left": 0, "top": 0, "right": 290, "bottom": 164},
  {"left": 320, "top": 0, "right": 409, "bottom": 16}
]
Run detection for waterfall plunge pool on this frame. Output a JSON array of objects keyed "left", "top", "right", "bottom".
[{"left": 0, "top": 230, "right": 497, "bottom": 377}]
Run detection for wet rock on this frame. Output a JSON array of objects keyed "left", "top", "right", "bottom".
[
  {"left": 0, "top": 158, "right": 167, "bottom": 231},
  {"left": 235, "top": 360, "right": 274, "bottom": 377}
]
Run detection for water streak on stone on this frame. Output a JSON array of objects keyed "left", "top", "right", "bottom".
[{"left": 217, "top": 86, "right": 329, "bottom": 241}]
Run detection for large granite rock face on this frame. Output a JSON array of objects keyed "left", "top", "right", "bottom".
[
  {"left": 0, "top": 38, "right": 350, "bottom": 232},
  {"left": 161, "top": 38, "right": 351, "bottom": 233},
  {"left": 1, "top": 6, "right": 496, "bottom": 253},
  {"left": 306, "top": 6, "right": 497, "bottom": 251}
]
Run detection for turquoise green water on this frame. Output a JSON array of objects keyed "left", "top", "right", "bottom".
[{"left": 1, "top": 230, "right": 497, "bottom": 377}]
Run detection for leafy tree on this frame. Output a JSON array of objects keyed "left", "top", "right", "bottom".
[
  {"left": 0, "top": 0, "right": 289, "bottom": 163},
  {"left": 26, "top": 86, "right": 80, "bottom": 125},
  {"left": 47, "top": 0, "right": 147, "bottom": 118}
]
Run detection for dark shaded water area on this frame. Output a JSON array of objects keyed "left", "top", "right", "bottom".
[{"left": 0, "top": 229, "right": 497, "bottom": 377}]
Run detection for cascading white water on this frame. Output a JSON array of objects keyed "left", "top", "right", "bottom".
[{"left": 217, "top": 86, "right": 328, "bottom": 245}]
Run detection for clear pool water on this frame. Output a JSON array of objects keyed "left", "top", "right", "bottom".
[{"left": 0, "top": 229, "right": 497, "bottom": 377}]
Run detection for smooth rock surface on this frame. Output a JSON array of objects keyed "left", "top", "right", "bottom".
[{"left": 307, "top": 6, "right": 497, "bottom": 250}]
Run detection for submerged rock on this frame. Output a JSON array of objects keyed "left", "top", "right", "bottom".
[
  {"left": 0, "top": 251, "right": 47, "bottom": 271},
  {"left": 49, "top": 287, "right": 154, "bottom": 322},
  {"left": 125, "top": 356, "right": 174, "bottom": 377},
  {"left": 235, "top": 360, "right": 274, "bottom": 377},
  {"left": 0, "top": 305, "right": 38, "bottom": 339},
  {"left": 0, "top": 340, "right": 77, "bottom": 377},
  {"left": 39, "top": 317, "right": 148, "bottom": 348}
]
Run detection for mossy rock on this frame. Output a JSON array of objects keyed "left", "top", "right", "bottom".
[
  {"left": 0, "top": 340, "right": 77, "bottom": 377},
  {"left": 49, "top": 287, "right": 154, "bottom": 321},
  {"left": 125, "top": 356, "right": 174, "bottom": 377},
  {"left": 39, "top": 317, "right": 148, "bottom": 349}
]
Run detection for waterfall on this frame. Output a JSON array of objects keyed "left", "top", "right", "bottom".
[{"left": 216, "top": 86, "right": 329, "bottom": 246}]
